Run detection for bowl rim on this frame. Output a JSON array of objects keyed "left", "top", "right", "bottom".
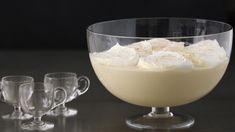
[
  {"left": 2, "top": 75, "right": 34, "bottom": 83},
  {"left": 87, "top": 17, "right": 233, "bottom": 39},
  {"left": 44, "top": 72, "right": 77, "bottom": 79}
]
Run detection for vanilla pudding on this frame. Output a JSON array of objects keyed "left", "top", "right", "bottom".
[{"left": 90, "top": 39, "right": 228, "bottom": 107}]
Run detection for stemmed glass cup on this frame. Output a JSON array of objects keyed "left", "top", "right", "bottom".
[
  {"left": 44, "top": 72, "right": 90, "bottom": 117},
  {"left": 19, "top": 82, "right": 67, "bottom": 130},
  {"left": 0, "top": 75, "right": 34, "bottom": 120}
]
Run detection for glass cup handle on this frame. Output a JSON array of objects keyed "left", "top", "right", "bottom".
[
  {"left": 76, "top": 76, "right": 90, "bottom": 96},
  {"left": 0, "top": 81, "right": 5, "bottom": 102},
  {"left": 52, "top": 87, "right": 67, "bottom": 109}
]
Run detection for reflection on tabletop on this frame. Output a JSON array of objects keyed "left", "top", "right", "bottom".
[
  {"left": 0, "top": 113, "right": 91, "bottom": 132},
  {"left": 0, "top": 100, "right": 235, "bottom": 132}
]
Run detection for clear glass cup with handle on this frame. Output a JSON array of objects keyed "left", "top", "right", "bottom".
[
  {"left": 87, "top": 18, "right": 233, "bottom": 130},
  {"left": 19, "top": 82, "right": 67, "bottom": 130},
  {"left": 44, "top": 72, "right": 90, "bottom": 117},
  {"left": 0, "top": 75, "right": 34, "bottom": 120}
]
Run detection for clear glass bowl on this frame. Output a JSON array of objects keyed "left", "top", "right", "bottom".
[{"left": 87, "top": 18, "right": 233, "bottom": 130}]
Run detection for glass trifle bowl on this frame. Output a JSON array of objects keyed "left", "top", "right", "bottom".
[{"left": 87, "top": 18, "right": 233, "bottom": 130}]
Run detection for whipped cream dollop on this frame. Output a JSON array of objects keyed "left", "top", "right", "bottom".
[
  {"left": 185, "top": 40, "right": 227, "bottom": 67},
  {"left": 91, "top": 38, "right": 227, "bottom": 69},
  {"left": 127, "top": 40, "right": 152, "bottom": 57},
  {"left": 91, "top": 43, "right": 139, "bottom": 66},
  {"left": 148, "top": 38, "right": 185, "bottom": 51},
  {"left": 138, "top": 51, "right": 192, "bottom": 70}
]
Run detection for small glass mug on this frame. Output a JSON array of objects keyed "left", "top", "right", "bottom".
[
  {"left": 19, "top": 82, "right": 67, "bottom": 130},
  {"left": 44, "top": 72, "right": 90, "bottom": 117},
  {"left": 0, "top": 75, "right": 34, "bottom": 120}
]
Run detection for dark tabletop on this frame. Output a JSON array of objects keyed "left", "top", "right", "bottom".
[{"left": 0, "top": 49, "right": 234, "bottom": 132}]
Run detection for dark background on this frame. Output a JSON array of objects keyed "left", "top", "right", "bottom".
[
  {"left": 0, "top": 0, "right": 234, "bottom": 49},
  {"left": 0, "top": 0, "right": 234, "bottom": 101},
  {"left": 0, "top": 1, "right": 234, "bottom": 131},
  {"left": 0, "top": 0, "right": 233, "bottom": 101}
]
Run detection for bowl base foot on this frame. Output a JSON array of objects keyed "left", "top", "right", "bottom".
[
  {"left": 126, "top": 107, "right": 194, "bottom": 130},
  {"left": 47, "top": 107, "right": 77, "bottom": 117}
]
